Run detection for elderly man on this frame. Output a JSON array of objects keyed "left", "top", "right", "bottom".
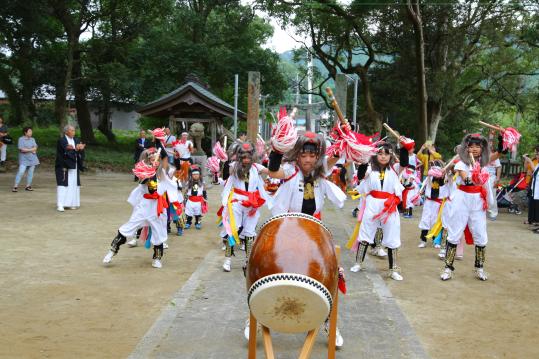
[{"left": 55, "top": 125, "right": 85, "bottom": 212}]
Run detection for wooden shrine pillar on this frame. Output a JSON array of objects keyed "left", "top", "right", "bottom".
[{"left": 247, "top": 71, "right": 260, "bottom": 143}]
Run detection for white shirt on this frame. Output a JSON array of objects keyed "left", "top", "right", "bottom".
[
  {"left": 175, "top": 140, "right": 193, "bottom": 159},
  {"left": 164, "top": 135, "right": 176, "bottom": 156}
]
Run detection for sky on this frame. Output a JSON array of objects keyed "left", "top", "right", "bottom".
[
  {"left": 241, "top": 0, "right": 352, "bottom": 53},
  {"left": 240, "top": 0, "right": 301, "bottom": 54}
]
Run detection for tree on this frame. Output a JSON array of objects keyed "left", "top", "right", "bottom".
[{"left": 0, "top": 0, "right": 60, "bottom": 125}]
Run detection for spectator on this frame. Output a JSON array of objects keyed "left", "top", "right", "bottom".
[
  {"left": 55, "top": 125, "right": 85, "bottom": 212},
  {"left": 524, "top": 146, "right": 539, "bottom": 228},
  {"left": 12, "top": 126, "right": 39, "bottom": 192},
  {"left": 164, "top": 126, "right": 176, "bottom": 165},
  {"left": 0, "top": 114, "right": 11, "bottom": 169}
]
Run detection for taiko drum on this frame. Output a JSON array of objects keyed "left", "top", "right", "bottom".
[{"left": 246, "top": 213, "right": 338, "bottom": 333}]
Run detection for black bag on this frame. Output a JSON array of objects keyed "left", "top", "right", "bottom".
[{"left": 0, "top": 135, "right": 13, "bottom": 144}]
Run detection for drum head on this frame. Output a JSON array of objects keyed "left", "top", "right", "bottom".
[{"left": 248, "top": 273, "right": 332, "bottom": 333}]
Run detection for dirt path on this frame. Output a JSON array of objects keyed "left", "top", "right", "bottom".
[
  {"left": 367, "top": 204, "right": 539, "bottom": 359},
  {"left": 1, "top": 170, "right": 538, "bottom": 358},
  {"left": 0, "top": 171, "right": 217, "bottom": 359}
]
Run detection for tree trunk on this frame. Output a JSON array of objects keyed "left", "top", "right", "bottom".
[
  {"left": 0, "top": 74, "right": 24, "bottom": 125},
  {"left": 55, "top": 31, "right": 77, "bottom": 133},
  {"left": 72, "top": 48, "right": 96, "bottom": 144},
  {"left": 406, "top": 0, "right": 428, "bottom": 144},
  {"left": 357, "top": 70, "right": 382, "bottom": 134},
  {"left": 97, "top": 89, "right": 116, "bottom": 143},
  {"left": 427, "top": 99, "right": 443, "bottom": 141}
]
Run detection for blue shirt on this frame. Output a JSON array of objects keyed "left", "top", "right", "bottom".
[{"left": 18, "top": 136, "right": 40, "bottom": 166}]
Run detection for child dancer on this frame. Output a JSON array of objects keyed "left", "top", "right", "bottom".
[
  {"left": 220, "top": 142, "right": 271, "bottom": 272},
  {"left": 418, "top": 160, "right": 449, "bottom": 248},
  {"left": 440, "top": 134, "right": 494, "bottom": 281},
  {"left": 103, "top": 148, "right": 176, "bottom": 268},
  {"left": 184, "top": 165, "right": 207, "bottom": 230},
  {"left": 351, "top": 142, "right": 405, "bottom": 281}
]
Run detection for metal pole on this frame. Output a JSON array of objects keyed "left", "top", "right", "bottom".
[
  {"left": 353, "top": 76, "right": 358, "bottom": 129},
  {"left": 234, "top": 74, "right": 238, "bottom": 138}
]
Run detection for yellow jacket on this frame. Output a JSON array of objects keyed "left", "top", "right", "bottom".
[{"left": 417, "top": 151, "right": 442, "bottom": 176}]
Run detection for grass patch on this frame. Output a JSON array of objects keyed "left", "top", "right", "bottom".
[{"left": 4, "top": 126, "right": 139, "bottom": 172}]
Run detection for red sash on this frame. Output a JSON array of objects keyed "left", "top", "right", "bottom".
[
  {"left": 369, "top": 190, "right": 401, "bottom": 224},
  {"left": 427, "top": 197, "right": 443, "bottom": 205},
  {"left": 188, "top": 195, "right": 207, "bottom": 214},
  {"left": 402, "top": 187, "right": 411, "bottom": 207},
  {"left": 143, "top": 192, "right": 169, "bottom": 216},
  {"left": 232, "top": 188, "right": 265, "bottom": 216},
  {"left": 458, "top": 185, "right": 488, "bottom": 210}
]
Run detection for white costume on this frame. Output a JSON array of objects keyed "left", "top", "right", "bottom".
[
  {"left": 118, "top": 169, "right": 178, "bottom": 246},
  {"left": 418, "top": 178, "right": 450, "bottom": 230},
  {"left": 221, "top": 163, "right": 272, "bottom": 237},
  {"left": 185, "top": 182, "right": 205, "bottom": 217},
  {"left": 443, "top": 161, "right": 495, "bottom": 246},
  {"left": 270, "top": 163, "right": 346, "bottom": 217},
  {"left": 356, "top": 165, "right": 404, "bottom": 249}
]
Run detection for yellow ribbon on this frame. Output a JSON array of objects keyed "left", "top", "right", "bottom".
[
  {"left": 426, "top": 199, "right": 446, "bottom": 239},
  {"left": 345, "top": 221, "right": 361, "bottom": 249},
  {"left": 227, "top": 191, "right": 239, "bottom": 245}
]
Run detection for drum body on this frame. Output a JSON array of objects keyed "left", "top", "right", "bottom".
[{"left": 246, "top": 213, "right": 338, "bottom": 333}]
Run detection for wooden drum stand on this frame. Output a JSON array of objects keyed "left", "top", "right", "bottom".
[{"left": 247, "top": 246, "right": 341, "bottom": 359}]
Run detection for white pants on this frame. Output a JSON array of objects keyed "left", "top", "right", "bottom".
[
  {"left": 487, "top": 187, "right": 498, "bottom": 218},
  {"left": 231, "top": 202, "right": 260, "bottom": 238},
  {"left": 119, "top": 208, "right": 167, "bottom": 246},
  {"left": 445, "top": 190, "right": 488, "bottom": 246},
  {"left": 358, "top": 197, "right": 401, "bottom": 249},
  {"left": 0, "top": 143, "right": 6, "bottom": 161},
  {"left": 418, "top": 199, "right": 442, "bottom": 230},
  {"left": 57, "top": 169, "right": 80, "bottom": 208},
  {"left": 185, "top": 200, "right": 202, "bottom": 217}
]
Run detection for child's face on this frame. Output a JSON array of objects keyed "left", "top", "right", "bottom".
[
  {"left": 377, "top": 151, "right": 390, "bottom": 166},
  {"left": 468, "top": 143, "right": 482, "bottom": 158},
  {"left": 192, "top": 173, "right": 200, "bottom": 181}
]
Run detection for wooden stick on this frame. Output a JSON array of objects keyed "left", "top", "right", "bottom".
[
  {"left": 325, "top": 87, "right": 349, "bottom": 127},
  {"left": 327, "top": 245, "right": 341, "bottom": 359},
  {"left": 382, "top": 123, "right": 400, "bottom": 140},
  {"left": 257, "top": 133, "right": 264, "bottom": 142},
  {"left": 223, "top": 136, "right": 227, "bottom": 150},
  {"left": 262, "top": 326, "right": 275, "bottom": 359},
  {"left": 248, "top": 312, "right": 257, "bottom": 359},
  {"left": 478, "top": 120, "right": 504, "bottom": 132},
  {"left": 442, "top": 155, "right": 458, "bottom": 172}
]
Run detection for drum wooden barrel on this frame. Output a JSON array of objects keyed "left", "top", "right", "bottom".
[{"left": 246, "top": 213, "right": 338, "bottom": 333}]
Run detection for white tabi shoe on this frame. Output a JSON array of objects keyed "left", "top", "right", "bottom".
[
  {"left": 434, "top": 244, "right": 441, "bottom": 249},
  {"left": 103, "top": 250, "right": 115, "bottom": 264},
  {"left": 152, "top": 259, "right": 162, "bottom": 268},
  {"left": 240, "top": 243, "right": 246, "bottom": 251},
  {"left": 456, "top": 255, "right": 464, "bottom": 260},
  {"left": 375, "top": 247, "right": 387, "bottom": 257},
  {"left": 389, "top": 270, "right": 403, "bottom": 281},
  {"left": 323, "top": 320, "right": 344, "bottom": 348},
  {"left": 127, "top": 239, "right": 138, "bottom": 247},
  {"left": 350, "top": 263, "right": 362, "bottom": 272},
  {"left": 418, "top": 241, "right": 427, "bottom": 248},
  {"left": 223, "top": 258, "right": 231, "bottom": 272},
  {"left": 70, "top": 206, "right": 78, "bottom": 210},
  {"left": 221, "top": 244, "right": 226, "bottom": 251},
  {"left": 440, "top": 268, "right": 453, "bottom": 281},
  {"left": 475, "top": 268, "right": 488, "bottom": 281},
  {"left": 438, "top": 249, "right": 446, "bottom": 260},
  {"left": 57, "top": 206, "right": 65, "bottom": 212}
]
